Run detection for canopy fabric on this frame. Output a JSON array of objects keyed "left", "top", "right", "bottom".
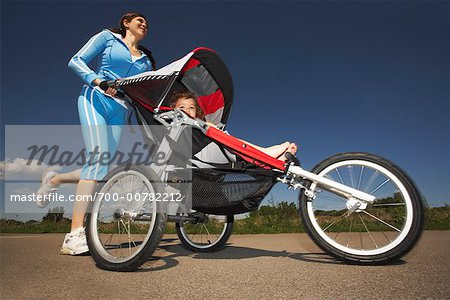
[{"left": 116, "top": 48, "right": 234, "bottom": 126}]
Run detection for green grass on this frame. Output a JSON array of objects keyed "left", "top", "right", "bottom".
[
  {"left": 424, "top": 206, "right": 450, "bottom": 230},
  {"left": 0, "top": 219, "right": 71, "bottom": 233},
  {"left": 1, "top": 203, "right": 449, "bottom": 234}
]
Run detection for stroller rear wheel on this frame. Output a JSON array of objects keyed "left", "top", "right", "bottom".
[
  {"left": 176, "top": 212, "right": 233, "bottom": 252},
  {"left": 86, "top": 165, "right": 166, "bottom": 271}
]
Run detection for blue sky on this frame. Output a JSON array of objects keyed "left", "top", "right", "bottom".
[{"left": 1, "top": 0, "right": 449, "bottom": 209}]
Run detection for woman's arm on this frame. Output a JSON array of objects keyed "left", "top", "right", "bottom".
[{"left": 68, "top": 30, "right": 110, "bottom": 86}]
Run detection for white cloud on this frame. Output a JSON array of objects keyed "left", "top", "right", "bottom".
[{"left": 0, "top": 158, "right": 62, "bottom": 180}]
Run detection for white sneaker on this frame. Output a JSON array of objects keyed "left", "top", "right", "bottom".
[
  {"left": 36, "top": 170, "right": 59, "bottom": 208},
  {"left": 60, "top": 227, "right": 89, "bottom": 255}
]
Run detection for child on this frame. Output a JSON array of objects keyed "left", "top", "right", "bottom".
[{"left": 170, "top": 90, "right": 297, "bottom": 161}]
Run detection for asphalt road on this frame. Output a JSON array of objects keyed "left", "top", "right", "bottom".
[{"left": 1, "top": 231, "right": 449, "bottom": 299}]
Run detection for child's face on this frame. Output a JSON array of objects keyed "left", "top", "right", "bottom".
[{"left": 175, "top": 97, "right": 197, "bottom": 118}]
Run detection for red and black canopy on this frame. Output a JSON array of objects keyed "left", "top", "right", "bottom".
[{"left": 116, "top": 48, "right": 234, "bottom": 126}]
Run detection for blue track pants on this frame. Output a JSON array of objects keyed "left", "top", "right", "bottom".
[{"left": 77, "top": 86, "right": 127, "bottom": 180}]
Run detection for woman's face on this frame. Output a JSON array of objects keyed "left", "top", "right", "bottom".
[
  {"left": 124, "top": 16, "right": 148, "bottom": 39},
  {"left": 175, "top": 97, "right": 197, "bottom": 118}
]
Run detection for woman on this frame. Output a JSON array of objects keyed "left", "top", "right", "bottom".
[
  {"left": 170, "top": 90, "right": 298, "bottom": 161},
  {"left": 36, "top": 12, "right": 155, "bottom": 255}
]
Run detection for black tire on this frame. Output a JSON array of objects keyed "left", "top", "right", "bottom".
[
  {"left": 86, "top": 165, "right": 167, "bottom": 271},
  {"left": 176, "top": 213, "right": 234, "bottom": 252},
  {"left": 299, "top": 152, "right": 424, "bottom": 264}
]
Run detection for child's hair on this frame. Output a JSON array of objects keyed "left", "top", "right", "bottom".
[{"left": 169, "top": 90, "right": 204, "bottom": 118}]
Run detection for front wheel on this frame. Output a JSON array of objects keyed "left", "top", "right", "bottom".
[{"left": 299, "top": 152, "right": 424, "bottom": 264}]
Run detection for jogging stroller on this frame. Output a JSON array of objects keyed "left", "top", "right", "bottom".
[{"left": 85, "top": 48, "right": 424, "bottom": 271}]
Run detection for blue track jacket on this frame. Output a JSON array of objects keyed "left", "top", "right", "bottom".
[{"left": 68, "top": 29, "right": 152, "bottom": 86}]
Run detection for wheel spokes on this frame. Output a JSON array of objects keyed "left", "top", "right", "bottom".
[
  {"left": 310, "top": 161, "right": 410, "bottom": 253},
  {"left": 93, "top": 171, "right": 158, "bottom": 262},
  {"left": 180, "top": 215, "right": 229, "bottom": 249},
  {"left": 323, "top": 211, "right": 348, "bottom": 232},
  {"left": 370, "top": 178, "right": 390, "bottom": 195},
  {"left": 358, "top": 214, "right": 378, "bottom": 249},
  {"left": 361, "top": 210, "right": 401, "bottom": 232}
]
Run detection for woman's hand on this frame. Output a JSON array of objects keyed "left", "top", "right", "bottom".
[
  {"left": 93, "top": 79, "right": 118, "bottom": 97},
  {"left": 104, "top": 87, "right": 118, "bottom": 97}
]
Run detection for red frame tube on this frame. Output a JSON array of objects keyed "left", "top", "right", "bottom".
[{"left": 205, "top": 126, "right": 287, "bottom": 171}]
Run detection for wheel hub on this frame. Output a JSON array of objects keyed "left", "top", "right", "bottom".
[
  {"left": 113, "top": 209, "right": 144, "bottom": 221},
  {"left": 346, "top": 197, "right": 367, "bottom": 214},
  {"left": 189, "top": 212, "right": 209, "bottom": 224}
]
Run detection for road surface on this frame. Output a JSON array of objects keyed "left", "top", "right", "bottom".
[{"left": 1, "top": 231, "right": 449, "bottom": 299}]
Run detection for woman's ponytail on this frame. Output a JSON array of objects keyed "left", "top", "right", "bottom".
[{"left": 138, "top": 45, "right": 157, "bottom": 71}]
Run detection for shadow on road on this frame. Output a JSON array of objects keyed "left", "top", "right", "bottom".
[{"left": 137, "top": 238, "right": 344, "bottom": 272}]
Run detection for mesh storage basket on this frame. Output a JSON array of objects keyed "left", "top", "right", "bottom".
[{"left": 191, "top": 167, "right": 276, "bottom": 215}]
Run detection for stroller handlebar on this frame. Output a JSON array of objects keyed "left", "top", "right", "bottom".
[
  {"left": 99, "top": 80, "right": 117, "bottom": 92},
  {"left": 99, "top": 80, "right": 125, "bottom": 98}
]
